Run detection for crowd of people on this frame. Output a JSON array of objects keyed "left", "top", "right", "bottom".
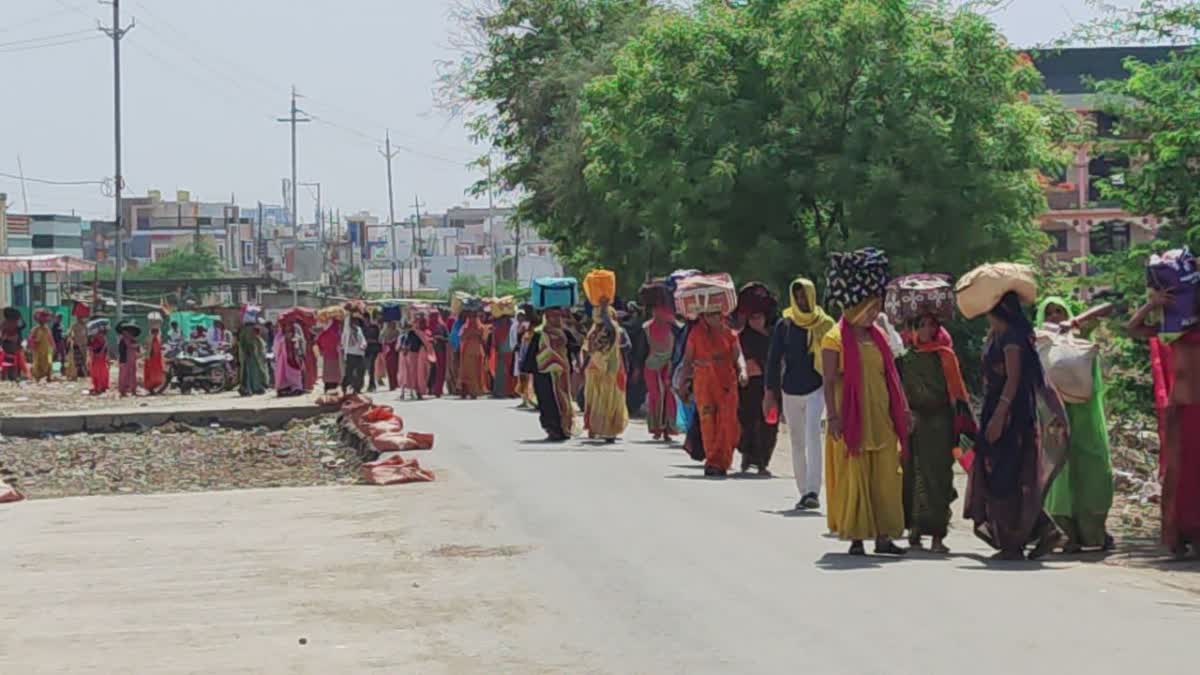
[
  {"left": 3, "top": 246, "right": 1198, "bottom": 561},
  {"left": 502, "top": 253, "right": 1198, "bottom": 562}
]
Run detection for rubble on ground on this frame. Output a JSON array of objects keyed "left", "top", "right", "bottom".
[{"left": 0, "top": 416, "right": 361, "bottom": 500}]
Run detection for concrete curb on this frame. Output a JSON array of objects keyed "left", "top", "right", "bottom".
[{"left": 0, "top": 403, "right": 336, "bottom": 438}]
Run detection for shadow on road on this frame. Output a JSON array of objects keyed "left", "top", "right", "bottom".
[
  {"left": 815, "top": 552, "right": 906, "bottom": 571},
  {"left": 760, "top": 508, "right": 822, "bottom": 519}
]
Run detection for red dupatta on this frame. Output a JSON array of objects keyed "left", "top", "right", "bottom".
[{"left": 839, "top": 318, "right": 910, "bottom": 458}]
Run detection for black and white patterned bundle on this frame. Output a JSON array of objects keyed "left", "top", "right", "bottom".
[{"left": 825, "top": 247, "right": 890, "bottom": 313}]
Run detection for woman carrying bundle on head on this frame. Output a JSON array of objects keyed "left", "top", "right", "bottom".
[
  {"left": 822, "top": 249, "right": 912, "bottom": 556},
  {"left": 87, "top": 320, "right": 110, "bottom": 394},
  {"left": 958, "top": 264, "right": 1070, "bottom": 560},
  {"left": 29, "top": 309, "right": 55, "bottom": 383},
  {"left": 642, "top": 285, "right": 680, "bottom": 442},
  {"left": 583, "top": 302, "right": 629, "bottom": 442},
  {"left": 457, "top": 307, "right": 489, "bottom": 398},
  {"left": 677, "top": 275, "right": 746, "bottom": 478},
  {"left": 888, "top": 275, "right": 974, "bottom": 554},
  {"left": 116, "top": 322, "right": 141, "bottom": 397},
  {"left": 522, "top": 306, "right": 580, "bottom": 441},
  {"left": 736, "top": 283, "right": 779, "bottom": 475}
]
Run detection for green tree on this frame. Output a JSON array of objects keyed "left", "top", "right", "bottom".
[
  {"left": 128, "top": 242, "right": 222, "bottom": 280},
  {"left": 440, "top": 0, "right": 657, "bottom": 293},
  {"left": 581, "top": 0, "right": 1074, "bottom": 294},
  {"left": 1064, "top": 1, "right": 1200, "bottom": 416}
]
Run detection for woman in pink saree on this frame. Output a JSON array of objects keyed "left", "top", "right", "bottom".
[
  {"left": 403, "top": 314, "right": 435, "bottom": 400},
  {"left": 274, "top": 321, "right": 306, "bottom": 396}
]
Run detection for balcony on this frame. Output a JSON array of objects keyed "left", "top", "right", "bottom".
[{"left": 1046, "top": 189, "right": 1080, "bottom": 211}]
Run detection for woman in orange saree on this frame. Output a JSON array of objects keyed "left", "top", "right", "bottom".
[
  {"left": 457, "top": 311, "right": 489, "bottom": 398},
  {"left": 682, "top": 310, "right": 747, "bottom": 477}
]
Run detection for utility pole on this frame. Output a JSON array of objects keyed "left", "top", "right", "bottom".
[
  {"left": 486, "top": 158, "right": 497, "bottom": 297},
  {"left": 379, "top": 131, "right": 400, "bottom": 297},
  {"left": 276, "top": 87, "right": 310, "bottom": 240},
  {"left": 100, "top": 0, "right": 134, "bottom": 322},
  {"left": 411, "top": 195, "right": 425, "bottom": 297},
  {"left": 256, "top": 201, "right": 264, "bottom": 273},
  {"left": 15, "top": 155, "right": 29, "bottom": 212}
]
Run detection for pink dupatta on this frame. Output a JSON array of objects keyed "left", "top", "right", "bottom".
[{"left": 839, "top": 318, "right": 910, "bottom": 459}]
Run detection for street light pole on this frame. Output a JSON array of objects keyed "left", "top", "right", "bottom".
[{"left": 379, "top": 131, "right": 400, "bottom": 297}]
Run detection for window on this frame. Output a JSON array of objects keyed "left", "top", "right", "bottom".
[
  {"left": 242, "top": 241, "right": 255, "bottom": 266},
  {"left": 1048, "top": 230, "right": 1069, "bottom": 253},
  {"left": 1090, "top": 220, "right": 1132, "bottom": 255},
  {"left": 217, "top": 243, "right": 226, "bottom": 264}
]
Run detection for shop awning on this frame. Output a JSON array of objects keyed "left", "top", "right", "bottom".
[{"left": 0, "top": 254, "right": 95, "bottom": 274}]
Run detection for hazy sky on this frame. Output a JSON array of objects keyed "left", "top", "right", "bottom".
[{"left": 1, "top": 0, "right": 1129, "bottom": 221}]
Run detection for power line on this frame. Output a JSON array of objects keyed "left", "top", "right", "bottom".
[
  {"left": 0, "top": 7, "right": 78, "bottom": 34},
  {"left": 0, "top": 170, "right": 107, "bottom": 186},
  {"left": 0, "top": 34, "right": 103, "bottom": 54},
  {"left": 127, "top": 0, "right": 476, "bottom": 160},
  {"left": 0, "top": 28, "right": 94, "bottom": 48}
]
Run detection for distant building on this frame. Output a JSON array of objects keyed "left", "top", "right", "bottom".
[
  {"left": 3, "top": 212, "right": 86, "bottom": 307},
  {"left": 1032, "top": 46, "right": 1183, "bottom": 275},
  {"left": 122, "top": 190, "right": 254, "bottom": 274},
  {"left": 362, "top": 205, "right": 565, "bottom": 294}
]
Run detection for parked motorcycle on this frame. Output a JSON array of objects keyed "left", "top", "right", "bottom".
[{"left": 162, "top": 340, "right": 234, "bottom": 394}]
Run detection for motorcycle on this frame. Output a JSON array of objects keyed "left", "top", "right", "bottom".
[{"left": 162, "top": 339, "right": 235, "bottom": 394}]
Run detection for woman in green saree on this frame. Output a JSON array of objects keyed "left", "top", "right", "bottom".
[
  {"left": 898, "top": 314, "right": 974, "bottom": 554},
  {"left": 237, "top": 322, "right": 269, "bottom": 396},
  {"left": 1037, "top": 297, "right": 1115, "bottom": 552}
]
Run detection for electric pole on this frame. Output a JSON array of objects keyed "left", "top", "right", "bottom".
[
  {"left": 411, "top": 195, "right": 425, "bottom": 297},
  {"left": 276, "top": 87, "right": 310, "bottom": 240},
  {"left": 100, "top": 0, "right": 134, "bottom": 322},
  {"left": 379, "top": 131, "right": 400, "bottom": 297},
  {"left": 487, "top": 158, "right": 497, "bottom": 297}
]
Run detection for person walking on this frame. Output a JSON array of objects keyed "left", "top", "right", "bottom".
[
  {"left": 899, "top": 313, "right": 974, "bottom": 554},
  {"left": 681, "top": 308, "right": 747, "bottom": 477},
  {"left": 821, "top": 249, "right": 911, "bottom": 556},
  {"left": 363, "top": 314, "right": 382, "bottom": 393},
  {"left": 736, "top": 283, "right": 779, "bottom": 475},
  {"left": 341, "top": 316, "right": 369, "bottom": 396},
  {"left": 583, "top": 303, "right": 629, "bottom": 442},
  {"left": 765, "top": 278, "right": 833, "bottom": 510},
  {"left": 1038, "top": 297, "right": 1115, "bottom": 553},
  {"left": 966, "top": 291, "right": 1070, "bottom": 560}
]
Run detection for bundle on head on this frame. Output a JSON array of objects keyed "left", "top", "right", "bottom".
[{"left": 825, "top": 248, "right": 890, "bottom": 315}]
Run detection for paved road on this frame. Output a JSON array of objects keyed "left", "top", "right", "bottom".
[
  {"left": 3, "top": 396, "right": 1198, "bottom": 674},
  {"left": 392, "top": 397, "right": 1199, "bottom": 674}
]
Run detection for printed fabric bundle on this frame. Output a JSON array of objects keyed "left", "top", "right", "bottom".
[{"left": 825, "top": 247, "right": 890, "bottom": 313}]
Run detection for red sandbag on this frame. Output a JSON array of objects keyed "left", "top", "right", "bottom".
[
  {"left": 364, "top": 420, "right": 404, "bottom": 438},
  {"left": 361, "top": 455, "right": 435, "bottom": 485},
  {"left": 406, "top": 431, "right": 435, "bottom": 450},
  {"left": 0, "top": 482, "right": 24, "bottom": 504},
  {"left": 372, "top": 432, "right": 421, "bottom": 452},
  {"left": 363, "top": 406, "right": 395, "bottom": 423}
]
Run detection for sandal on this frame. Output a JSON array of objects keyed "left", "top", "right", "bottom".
[
  {"left": 908, "top": 535, "right": 925, "bottom": 551},
  {"left": 992, "top": 550, "right": 1025, "bottom": 561},
  {"left": 874, "top": 540, "right": 907, "bottom": 556},
  {"left": 930, "top": 541, "right": 951, "bottom": 555},
  {"left": 848, "top": 541, "right": 866, "bottom": 556},
  {"left": 1028, "top": 529, "right": 1064, "bottom": 560}
]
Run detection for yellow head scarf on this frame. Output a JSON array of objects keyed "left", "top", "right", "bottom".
[{"left": 782, "top": 277, "right": 835, "bottom": 356}]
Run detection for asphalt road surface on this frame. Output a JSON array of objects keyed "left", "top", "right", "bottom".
[
  {"left": 3, "top": 396, "right": 1197, "bottom": 674},
  {"left": 395, "top": 397, "right": 1199, "bottom": 674}
]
